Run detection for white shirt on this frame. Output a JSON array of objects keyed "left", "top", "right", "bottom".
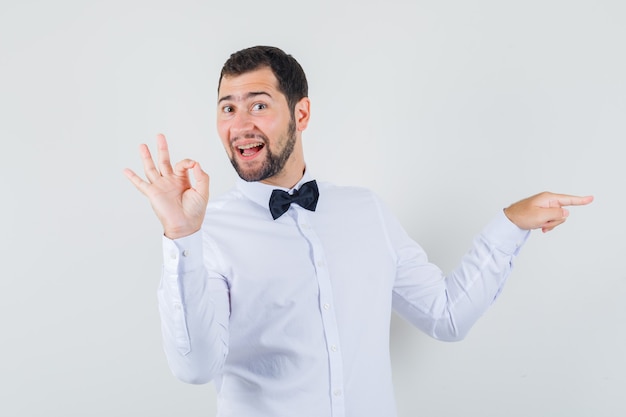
[{"left": 158, "top": 172, "right": 530, "bottom": 417}]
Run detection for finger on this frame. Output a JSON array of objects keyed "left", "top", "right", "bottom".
[
  {"left": 123, "top": 168, "right": 150, "bottom": 195},
  {"left": 156, "top": 133, "right": 174, "bottom": 176},
  {"left": 542, "top": 217, "right": 567, "bottom": 233},
  {"left": 192, "top": 162, "right": 210, "bottom": 201},
  {"left": 550, "top": 194, "right": 594, "bottom": 207},
  {"left": 139, "top": 143, "right": 161, "bottom": 182},
  {"left": 547, "top": 199, "right": 570, "bottom": 218},
  {"left": 524, "top": 206, "right": 568, "bottom": 232},
  {"left": 173, "top": 158, "right": 198, "bottom": 177}
]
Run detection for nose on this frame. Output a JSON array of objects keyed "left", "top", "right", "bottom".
[{"left": 229, "top": 111, "right": 255, "bottom": 138}]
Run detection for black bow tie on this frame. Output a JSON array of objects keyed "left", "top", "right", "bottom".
[{"left": 269, "top": 180, "right": 319, "bottom": 220}]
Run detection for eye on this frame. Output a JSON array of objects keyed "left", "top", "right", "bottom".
[
  {"left": 252, "top": 102, "right": 267, "bottom": 111},
  {"left": 222, "top": 105, "right": 233, "bottom": 113}
]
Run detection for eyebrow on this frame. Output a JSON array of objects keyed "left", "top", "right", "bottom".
[{"left": 218, "top": 91, "right": 272, "bottom": 104}]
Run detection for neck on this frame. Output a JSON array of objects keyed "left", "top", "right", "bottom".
[{"left": 260, "top": 162, "right": 306, "bottom": 189}]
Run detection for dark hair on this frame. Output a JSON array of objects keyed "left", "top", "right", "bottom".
[{"left": 218, "top": 46, "right": 308, "bottom": 113}]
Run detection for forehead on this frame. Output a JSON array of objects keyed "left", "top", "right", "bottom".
[{"left": 218, "top": 67, "right": 282, "bottom": 102}]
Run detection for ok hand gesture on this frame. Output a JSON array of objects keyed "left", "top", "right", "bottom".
[{"left": 123, "top": 134, "right": 210, "bottom": 239}]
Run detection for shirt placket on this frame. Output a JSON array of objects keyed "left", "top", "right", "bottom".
[{"left": 293, "top": 208, "right": 346, "bottom": 417}]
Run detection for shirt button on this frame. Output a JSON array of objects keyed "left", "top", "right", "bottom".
[
  {"left": 173, "top": 303, "right": 182, "bottom": 311},
  {"left": 331, "top": 345, "right": 338, "bottom": 352},
  {"left": 182, "top": 249, "right": 189, "bottom": 257},
  {"left": 323, "top": 303, "right": 330, "bottom": 310},
  {"left": 333, "top": 389, "right": 342, "bottom": 397},
  {"left": 169, "top": 252, "right": 177, "bottom": 260},
  {"left": 317, "top": 260, "right": 324, "bottom": 268}
]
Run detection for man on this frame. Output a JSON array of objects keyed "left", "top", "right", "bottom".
[{"left": 124, "top": 46, "right": 593, "bottom": 417}]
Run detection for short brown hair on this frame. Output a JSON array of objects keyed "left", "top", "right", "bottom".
[{"left": 218, "top": 46, "right": 308, "bottom": 113}]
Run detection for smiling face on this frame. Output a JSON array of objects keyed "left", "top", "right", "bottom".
[{"left": 217, "top": 66, "right": 310, "bottom": 188}]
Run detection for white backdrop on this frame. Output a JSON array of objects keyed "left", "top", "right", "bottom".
[{"left": 1, "top": 0, "right": 624, "bottom": 416}]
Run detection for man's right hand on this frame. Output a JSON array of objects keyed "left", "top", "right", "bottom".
[{"left": 123, "top": 133, "right": 210, "bottom": 239}]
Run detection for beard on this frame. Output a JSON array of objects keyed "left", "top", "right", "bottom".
[{"left": 229, "top": 118, "right": 297, "bottom": 182}]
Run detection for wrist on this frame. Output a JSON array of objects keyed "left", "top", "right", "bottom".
[{"left": 164, "top": 226, "right": 201, "bottom": 240}]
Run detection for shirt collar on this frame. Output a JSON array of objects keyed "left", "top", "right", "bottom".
[{"left": 235, "top": 170, "right": 315, "bottom": 210}]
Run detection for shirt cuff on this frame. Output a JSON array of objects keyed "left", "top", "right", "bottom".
[
  {"left": 480, "top": 210, "right": 531, "bottom": 256},
  {"left": 162, "top": 230, "right": 204, "bottom": 274}
]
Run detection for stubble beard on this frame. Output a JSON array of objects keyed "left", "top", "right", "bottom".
[{"left": 230, "top": 118, "right": 297, "bottom": 182}]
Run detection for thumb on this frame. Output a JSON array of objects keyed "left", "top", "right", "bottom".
[{"left": 192, "top": 162, "right": 210, "bottom": 201}]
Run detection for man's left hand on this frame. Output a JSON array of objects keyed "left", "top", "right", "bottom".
[{"left": 504, "top": 192, "right": 594, "bottom": 233}]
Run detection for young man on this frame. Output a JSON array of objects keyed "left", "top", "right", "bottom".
[{"left": 124, "top": 46, "right": 593, "bottom": 417}]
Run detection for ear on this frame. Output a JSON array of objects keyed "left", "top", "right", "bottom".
[{"left": 294, "top": 97, "right": 311, "bottom": 132}]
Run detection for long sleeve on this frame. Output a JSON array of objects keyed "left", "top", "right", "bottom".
[
  {"left": 386, "top": 205, "right": 530, "bottom": 341},
  {"left": 152, "top": 177, "right": 532, "bottom": 416},
  {"left": 158, "top": 230, "right": 230, "bottom": 384}
]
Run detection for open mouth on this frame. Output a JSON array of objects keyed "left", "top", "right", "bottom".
[{"left": 238, "top": 142, "right": 265, "bottom": 157}]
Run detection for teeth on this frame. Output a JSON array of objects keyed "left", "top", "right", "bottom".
[{"left": 238, "top": 143, "right": 263, "bottom": 150}]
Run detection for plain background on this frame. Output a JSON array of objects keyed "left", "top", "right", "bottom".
[{"left": 1, "top": 0, "right": 624, "bottom": 416}]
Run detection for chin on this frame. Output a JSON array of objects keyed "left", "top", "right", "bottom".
[{"left": 233, "top": 162, "right": 270, "bottom": 182}]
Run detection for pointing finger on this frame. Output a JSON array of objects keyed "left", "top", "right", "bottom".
[{"left": 550, "top": 194, "right": 594, "bottom": 207}]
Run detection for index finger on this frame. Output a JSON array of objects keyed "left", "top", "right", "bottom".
[
  {"left": 156, "top": 133, "right": 174, "bottom": 175},
  {"left": 552, "top": 194, "right": 594, "bottom": 207}
]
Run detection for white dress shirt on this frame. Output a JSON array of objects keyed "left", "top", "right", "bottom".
[{"left": 158, "top": 171, "right": 530, "bottom": 417}]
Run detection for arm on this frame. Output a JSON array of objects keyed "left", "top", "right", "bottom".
[
  {"left": 158, "top": 231, "right": 230, "bottom": 384},
  {"left": 124, "top": 134, "right": 229, "bottom": 383},
  {"left": 388, "top": 192, "right": 593, "bottom": 341}
]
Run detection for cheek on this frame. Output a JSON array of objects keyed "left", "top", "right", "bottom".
[
  {"left": 261, "top": 117, "right": 288, "bottom": 138},
  {"left": 216, "top": 122, "right": 230, "bottom": 145}
]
